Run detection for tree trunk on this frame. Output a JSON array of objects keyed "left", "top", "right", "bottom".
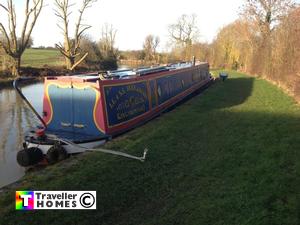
[
  {"left": 1, "top": 55, "right": 6, "bottom": 71},
  {"left": 11, "top": 56, "right": 21, "bottom": 77},
  {"left": 1, "top": 55, "right": 12, "bottom": 72},
  {"left": 65, "top": 56, "right": 75, "bottom": 71}
]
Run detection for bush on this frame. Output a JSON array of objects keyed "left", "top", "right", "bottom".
[{"left": 100, "top": 56, "right": 118, "bottom": 71}]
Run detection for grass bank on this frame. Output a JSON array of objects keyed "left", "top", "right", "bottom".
[
  {"left": 0, "top": 49, "right": 63, "bottom": 84},
  {"left": 0, "top": 71, "right": 299, "bottom": 225},
  {"left": 0, "top": 49, "right": 92, "bottom": 80}
]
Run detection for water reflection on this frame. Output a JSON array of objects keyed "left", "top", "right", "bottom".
[{"left": 0, "top": 83, "right": 43, "bottom": 188}]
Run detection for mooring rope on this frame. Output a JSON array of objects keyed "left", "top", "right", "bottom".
[{"left": 47, "top": 135, "right": 148, "bottom": 162}]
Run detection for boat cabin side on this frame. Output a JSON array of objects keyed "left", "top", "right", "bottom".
[{"left": 99, "top": 63, "right": 211, "bottom": 135}]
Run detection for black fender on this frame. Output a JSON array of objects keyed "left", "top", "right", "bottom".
[
  {"left": 46, "top": 144, "right": 68, "bottom": 164},
  {"left": 17, "top": 147, "right": 44, "bottom": 167}
]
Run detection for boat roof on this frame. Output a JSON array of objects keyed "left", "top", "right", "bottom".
[{"left": 46, "top": 62, "right": 207, "bottom": 82}]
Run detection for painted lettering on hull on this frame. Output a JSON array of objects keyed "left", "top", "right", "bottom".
[{"left": 104, "top": 82, "right": 149, "bottom": 126}]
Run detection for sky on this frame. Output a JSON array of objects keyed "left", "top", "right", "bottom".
[{"left": 1, "top": 0, "right": 243, "bottom": 51}]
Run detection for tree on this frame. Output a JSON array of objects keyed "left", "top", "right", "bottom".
[
  {"left": 168, "top": 14, "right": 199, "bottom": 60},
  {"left": 0, "top": 0, "right": 43, "bottom": 76},
  {"left": 242, "top": 0, "right": 295, "bottom": 74},
  {"left": 143, "top": 34, "right": 160, "bottom": 62},
  {"left": 98, "top": 23, "right": 118, "bottom": 70},
  {"left": 272, "top": 6, "right": 300, "bottom": 81},
  {"left": 243, "top": 0, "right": 295, "bottom": 33},
  {"left": 189, "top": 42, "right": 212, "bottom": 63},
  {"left": 80, "top": 36, "right": 101, "bottom": 68},
  {"left": 98, "top": 23, "right": 118, "bottom": 58},
  {"left": 210, "top": 20, "right": 258, "bottom": 70},
  {"left": 54, "top": 0, "right": 97, "bottom": 71}
]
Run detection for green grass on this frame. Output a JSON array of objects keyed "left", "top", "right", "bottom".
[
  {"left": 0, "top": 71, "right": 299, "bottom": 225},
  {"left": 21, "top": 49, "right": 64, "bottom": 67}
]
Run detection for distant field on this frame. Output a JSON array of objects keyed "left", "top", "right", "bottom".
[{"left": 21, "top": 48, "right": 64, "bottom": 68}]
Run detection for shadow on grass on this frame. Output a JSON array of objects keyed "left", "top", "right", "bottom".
[
  {"left": 192, "top": 77, "right": 255, "bottom": 112},
  {"left": 164, "top": 76, "right": 254, "bottom": 116}
]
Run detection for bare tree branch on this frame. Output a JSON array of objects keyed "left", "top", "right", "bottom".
[
  {"left": 0, "top": 23, "right": 12, "bottom": 50},
  {"left": 70, "top": 52, "right": 88, "bottom": 70},
  {"left": 22, "top": 0, "right": 43, "bottom": 52},
  {"left": 0, "top": 3, "right": 8, "bottom": 12}
]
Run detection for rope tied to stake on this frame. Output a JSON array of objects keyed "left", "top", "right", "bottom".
[{"left": 50, "top": 136, "right": 148, "bottom": 162}]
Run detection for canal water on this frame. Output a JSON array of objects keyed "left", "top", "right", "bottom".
[{"left": 0, "top": 82, "right": 43, "bottom": 188}]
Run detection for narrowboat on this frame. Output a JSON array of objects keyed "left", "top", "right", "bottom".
[{"left": 15, "top": 61, "right": 213, "bottom": 166}]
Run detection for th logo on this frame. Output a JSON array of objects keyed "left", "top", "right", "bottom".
[{"left": 16, "top": 191, "right": 34, "bottom": 210}]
